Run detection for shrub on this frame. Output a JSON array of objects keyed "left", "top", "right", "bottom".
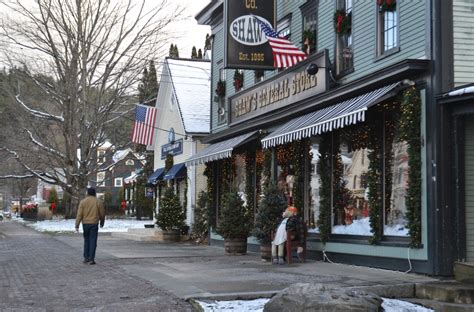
[
  {"left": 216, "top": 190, "right": 252, "bottom": 239},
  {"left": 253, "top": 183, "right": 287, "bottom": 244},
  {"left": 156, "top": 187, "right": 185, "bottom": 231},
  {"left": 192, "top": 191, "right": 209, "bottom": 239}
]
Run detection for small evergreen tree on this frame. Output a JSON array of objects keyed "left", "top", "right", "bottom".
[
  {"left": 169, "top": 44, "right": 179, "bottom": 58},
  {"left": 192, "top": 191, "right": 209, "bottom": 239},
  {"left": 156, "top": 187, "right": 185, "bottom": 231},
  {"left": 253, "top": 183, "right": 287, "bottom": 244},
  {"left": 204, "top": 34, "right": 211, "bottom": 51},
  {"left": 104, "top": 190, "right": 113, "bottom": 212},
  {"left": 48, "top": 187, "right": 58, "bottom": 204},
  {"left": 191, "top": 46, "right": 197, "bottom": 59},
  {"left": 197, "top": 49, "right": 203, "bottom": 59},
  {"left": 216, "top": 190, "right": 252, "bottom": 239}
]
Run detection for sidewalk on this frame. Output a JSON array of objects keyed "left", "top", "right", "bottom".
[{"left": 55, "top": 230, "right": 438, "bottom": 301}]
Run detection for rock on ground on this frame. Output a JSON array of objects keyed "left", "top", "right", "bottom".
[{"left": 263, "top": 283, "right": 382, "bottom": 312}]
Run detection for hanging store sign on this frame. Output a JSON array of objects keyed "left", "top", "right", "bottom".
[
  {"left": 229, "top": 50, "right": 329, "bottom": 125},
  {"left": 161, "top": 139, "right": 183, "bottom": 159},
  {"left": 224, "top": 0, "right": 276, "bottom": 70}
]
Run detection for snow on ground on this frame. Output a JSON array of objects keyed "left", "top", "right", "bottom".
[
  {"left": 13, "top": 217, "right": 153, "bottom": 233},
  {"left": 382, "top": 298, "right": 434, "bottom": 311},
  {"left": 196, "top": 298, "right": 433, "bottom": 312},
  {"left": 196, "top": 299, "right": 270, "bottom": 312}
]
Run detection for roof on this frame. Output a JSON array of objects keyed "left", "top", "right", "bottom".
[{"left": 166, "top": 58, "right": 211, "bottom": 134}]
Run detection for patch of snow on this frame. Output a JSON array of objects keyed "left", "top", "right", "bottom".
[
  {"left": 384, "top": 223, "right": 409, "bottom": 236},
  {"left": 15, "top": 218, "right": 152, "bottom": 233},
  {"left": 382, "top": 298, "right": 433, "bottom": 312},
  {"left": 196, "top": 298, "right": 432, "bottom": 312},
  {"left": 112, "top": 148, "right": 131, "bottom": 163},
  {"left": 196, "top": 299, "right": 270, "bottom": 312},
  {"left": 447, "top": 86, "right": 474, "bottom": 97}
]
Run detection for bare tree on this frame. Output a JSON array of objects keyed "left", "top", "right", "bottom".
[{"left": 0, "top": 0, "right": 182, "bottom": 216}]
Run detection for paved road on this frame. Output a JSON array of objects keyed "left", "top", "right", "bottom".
[{"left": 0, "top": 221, "right": 193, "bottom": 312}]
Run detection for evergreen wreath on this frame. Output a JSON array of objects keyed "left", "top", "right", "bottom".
[
  {"left": 333, "top": 9, "right": 351, "bottom": 34},
  {"left": 215, "top": 79, "right": 226, "bottom": 97},
  {"left": 377, "top": 0, "right": 396, "bottom": 13},
  {"left": 233, "top": 70, "right": 244, "bottom": 92},
  {"left": 399, "top": 87, "right": 422, "bottom": 248}
]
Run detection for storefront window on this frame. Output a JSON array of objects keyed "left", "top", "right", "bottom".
[
  {"left": 309, "top": 138, "right": 321, "bottom": 232},
  {"left": 332, "top": 135, "right": 372, "bottom": 235},
  {"left": 384, "top": 127, "right": 409, "bottom": 236},
  {"left": 276, "top": 146, "right": 295, "bottom": 205}
]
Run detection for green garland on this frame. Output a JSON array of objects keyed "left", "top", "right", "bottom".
[
  {"left": 204, "top": 162, "right": 216, "bottom": 227},
  {"left": 399, "top": 87, "right": 422, "bottom": 248},
  {"left": 263, "top": 149, "right": 272, "bottom": 189},
  {"left": 367, "top": 119, "right": 383, "bottom": 244},
  {"left": 245, "top": 151, "right": 255, "bottom": 217},
  {"left": 317, "top": 133, "right": 332, "bottom": 243},
  {"left": 292, "top": 139, "right": 311, "bottom": 212}
]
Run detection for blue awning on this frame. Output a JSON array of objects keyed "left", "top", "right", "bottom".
[
  {"left": 261, "top": 83, "right": 400, "bottom": 148},
  {"left": 163, "top": 163, "right": 187, "bottom": 180},
  {"left": 147, "top": 167, "right": 165, "bottom": 185}
]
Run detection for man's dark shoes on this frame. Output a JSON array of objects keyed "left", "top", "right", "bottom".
[
  {"left": 89, "top": 260, "right": 96, "bottom": 265},
  {"left": 83, "top": 258, "right": 90, "bottom": 264}
]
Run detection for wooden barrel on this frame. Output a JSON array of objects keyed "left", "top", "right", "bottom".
[
  {"left": 260, "top": 244, "right": 272, "bottom": 261},
  {"left": 224, "top": 238, "right": 247, "bottom": 255},
  {"left": 162, "top": 230, "right": 180, "bottom": 242}
]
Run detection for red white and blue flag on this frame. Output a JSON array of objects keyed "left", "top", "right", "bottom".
[
  {"left": 131, "top": 104, "right": 157, "bottom": 146},
  {"left": 254, "top": 17, "right": 307, "bottom": 68}
]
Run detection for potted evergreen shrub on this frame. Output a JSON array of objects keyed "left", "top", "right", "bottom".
[
  {"left": 216, "top": 190, "right": 253, "bottom": 255},
  {"left": 156, "top": 187, "right": 185, "bottom": 242},
  {"left": 253, "top": 183, "right": 287, "bottom": 261}
]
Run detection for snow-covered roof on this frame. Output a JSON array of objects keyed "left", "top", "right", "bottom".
[
  {"left": 446, "top": 85, "right": 474, "bottom": 97},
  {"left": 166, "top": 58, "right": 211, "bottom": 134}
]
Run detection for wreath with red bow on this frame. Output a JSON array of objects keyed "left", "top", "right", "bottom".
[
  {"left": 333, "top": 9, "right": 351, "bottom": 35},
  {"left": 377, "top": 0, "right": 396, "bottom": 13}
]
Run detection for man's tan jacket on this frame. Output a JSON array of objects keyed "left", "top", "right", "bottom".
[{"left": 75, "top": 196, "right": 105, "bottom": 228}]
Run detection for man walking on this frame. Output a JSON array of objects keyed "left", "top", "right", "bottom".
[{"left": 75, "top": 188, "right": 105, "bottom": 265}]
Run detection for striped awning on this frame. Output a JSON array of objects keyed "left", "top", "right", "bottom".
[
  {"left": 186, "top": 131, "right": 258, "bottom": 166},
  {"left": 261, "top": 83, "right": 400, "bottom": 148}
]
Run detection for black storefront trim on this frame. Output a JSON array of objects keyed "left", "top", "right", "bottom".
[{"left": 204, "top": 59, "right": 430, "bottom": 144}]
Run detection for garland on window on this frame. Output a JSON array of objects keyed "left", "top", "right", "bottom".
[
  {"left": 292, "top": 139, "right": 311, "bottom": 212},
  {"left": 255, "top": 149, "right": 265, "bottom": 203},
  {"left": 377, "top": 0, "right": 396, "bottom": 13},
  {"left": 204, "top": 162, "right": 216, "bottom": 228},
  {"left": 399, "top": 87, "right": 422, "bottom": 248},
  {"left": 262, "top": 149, "right": 272, "bottom": 189},
  {"left": 333, "top": 9, "right": 351, "bottom": 34},
  {"left": 245, "top": 150, "right": 255, "bottom": 217},
  {"left": 317, "top": 133, "right": 332, "bottom": 243}
]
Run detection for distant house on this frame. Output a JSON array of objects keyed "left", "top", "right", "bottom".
[
  {"left": 150, "top": 57, "right": 211, "bottom": 228},
  {"left": 95, "top": 145, "right": 144, "bottom": 206}
]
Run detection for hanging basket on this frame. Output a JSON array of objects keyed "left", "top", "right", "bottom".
[{"left": 377, "top": 0, "right": 396, "bottom": 13}]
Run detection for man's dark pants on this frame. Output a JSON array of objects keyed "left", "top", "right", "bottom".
[{"left": 82, "top": 223, "right": 99, "bottom": 261}]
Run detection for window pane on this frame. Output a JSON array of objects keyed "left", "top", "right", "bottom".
[
  {"left": 332, "top": 138, "right": 372, "bottom": 236},
  {"left": 309, "top": 139, "right": 321, "bottom": 232},
  {"left": 234, "top": 154, "right": 247, "bottom": 205},
  {"left": 384, "top": 126, "right": 409, "bottom": 236}
]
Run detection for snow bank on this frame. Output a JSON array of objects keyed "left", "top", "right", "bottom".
[{"left": 15, "top": 218, "right": 152, "bottom": 233}]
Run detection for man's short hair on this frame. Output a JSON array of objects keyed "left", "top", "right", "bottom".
[{"left": 87, "top": 187, "right": 96, "bottom": 196}]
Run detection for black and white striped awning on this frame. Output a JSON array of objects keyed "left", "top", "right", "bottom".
[
  {"left": 261, "top": 83, "right": 400, "bottom": 148},
  {"left": 186, "top": 131, "right": 258, "bottom": 166}
]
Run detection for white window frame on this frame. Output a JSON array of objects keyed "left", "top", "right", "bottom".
[
  {"left": 376, "top": 3, "right": 399, "bottom": 56},
  {"left": 114, "top": 178, "right": 123, "bottom": 187},
  {"left": 97, "top": 172, "right": 106, "bottom": 187}
]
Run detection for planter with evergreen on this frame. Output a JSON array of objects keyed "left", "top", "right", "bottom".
[
  {"left": 253, "top": 183, "right": 287, "bottom": 260},
  {"left": 156, "top": 187, "right": 185, "bottom": 242},
  {"left": 216, "top": 190, "right": 252, "bottom": 255}
]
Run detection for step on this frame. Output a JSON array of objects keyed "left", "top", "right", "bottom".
[
  {"left": 454, "top": 262, "right": 474, "bottom": 283},
  {"left": 406, "top": 298, "right": 474, "bottom": 312},
  {"left": 111, "top": 232, "right": 163, "bottom": 242},
  {"left": 416, "top": 281, "right": 474, "bottom": 304}
]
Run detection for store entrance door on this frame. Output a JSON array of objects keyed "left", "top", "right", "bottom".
[{"left": 464, "top": 115, "right": 474, "bottom": 262}]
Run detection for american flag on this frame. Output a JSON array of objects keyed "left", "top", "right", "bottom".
[
  {"left": 131, "top": 104, "right": 157, "bottom": 146},
  {"left": 254, "top": 17, "right": 307, "bottom": 68}
]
